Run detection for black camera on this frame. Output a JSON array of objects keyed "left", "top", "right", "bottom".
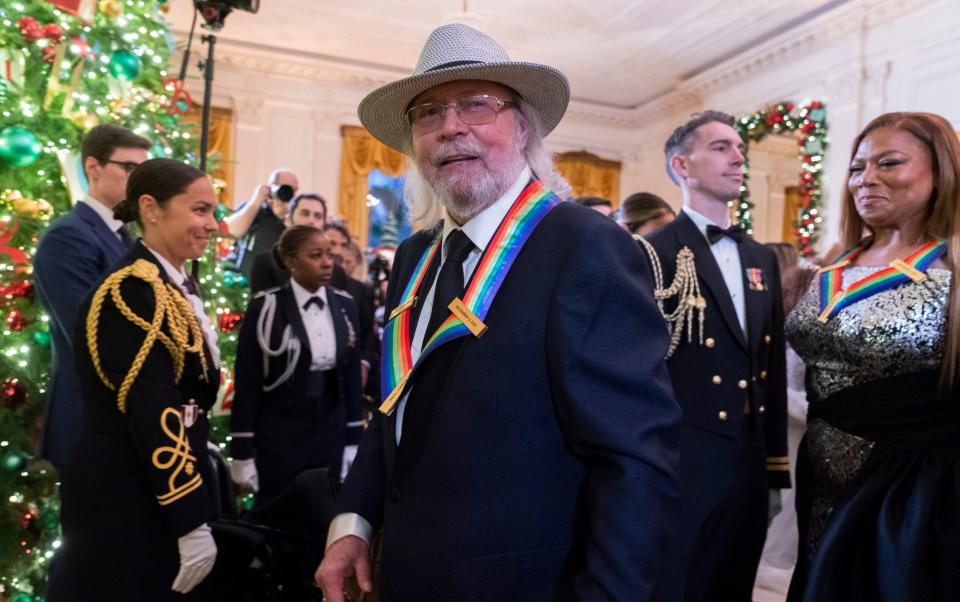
[
  {"left": 194, "top": 0, "right": 259, "bottom": 31},
  {"left": 270, "top": 184, "right": 295, "bottom": 202}
]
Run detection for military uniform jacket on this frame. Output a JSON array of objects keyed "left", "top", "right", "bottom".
[
  {"left": 230, "top": 282, "right": 364, "bottom": 478},
  {"left": 60, "top": 242, "right": 220, "bottom": 600},
  {"left": 648, "top": 211, "right": 789, "bottom": 488}
]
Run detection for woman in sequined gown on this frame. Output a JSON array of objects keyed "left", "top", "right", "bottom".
[{"left": 785, "top": 112, "right": 960, "bottom": 602}]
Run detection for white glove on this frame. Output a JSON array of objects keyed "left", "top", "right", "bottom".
[
  {"left": 229, "top": 458, "right": 259, "bottom": 493},
  {"left": 340, "top": 445, "right": 358, "bottom": 482},
  {"left": 171, "top": 523, "right": 217, "bottom": 594}
]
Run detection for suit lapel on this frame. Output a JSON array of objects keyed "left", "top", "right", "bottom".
[
  {"left": 674, "top": 212, "right": 747, "bottom": 350},
  {"left": 278, "top": 283, "right": 311, "bottom": 365},
  {"left": 76, "top": 201, "right": 126, "bottom": 260},
  {"left": 738, "top": 242, "right": 768, "bottom": 353},
  {"left": 325, "top": 285, "right": 349, "bottom": 365}
]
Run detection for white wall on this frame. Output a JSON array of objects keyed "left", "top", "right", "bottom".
[{"left": 175, "top": 0, "right": 960, "bottom": 252}]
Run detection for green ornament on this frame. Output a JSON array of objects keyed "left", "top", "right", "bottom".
[
  {"left": 214, "top": 203, "right": 228, "bottom": 221},
  {"left": 2, "top": 451, "right": 28, "bottom": 472},
  {"left": 223, "top": 271, "right": 235, "bottom": 286},
  {"left": 809, "top": 108, "right": 826, "bottom": 123},
  {"left": 241, "top": 493, "right": 255, "bottom": 511},
  {"left": 0, "top": 126, "right": 43, "bottom": 167},
  {"left": 108, "top": 50, "right": 142, "bottom": 82},
  {"left": 157, "top": 0, "right": 168, "bottom": 3},
  {"left": 236, "top": 274, "right": 248, "bottom": 288},
  {"left": 10, "top": 593, "right": 34, "bottom": 602},
  {"left": 34, "top": 330, "right": 51, "bottom": 348},
  {"left": 805, "top": 138, "right": 824, "bottom": 155},
  {"left": 39, "top": 508, "right": 60, "bottom": 531}
]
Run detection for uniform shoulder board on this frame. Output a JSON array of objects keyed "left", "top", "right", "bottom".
[
  {"left": 254, "top": 286, "right": 282, "bottom": 299},
  {"left": 332, "top": 287, "right": 354, "bottom": 299}
]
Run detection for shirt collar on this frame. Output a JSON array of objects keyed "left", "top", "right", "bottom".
[
  {"left": 143, "top": 243, "right": 190, "bottom": 292},
  {"left": 682, "top": 205, "right": 731, "bottom": 242},
  {"left": 80, "top": 194, "right": 124, "bottom": 233},
  {"left": 290, "top": 278, "right": 328, "bottom": 309},
  {"left": 441, "top": 165, "right": 532, "bottom": 255}
]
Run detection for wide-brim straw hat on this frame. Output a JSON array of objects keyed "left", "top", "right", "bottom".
[{"left": 358, "top": 23, "right": 570, "bottom": 153}]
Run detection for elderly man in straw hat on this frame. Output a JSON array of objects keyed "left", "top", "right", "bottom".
[{"left": 316, "top": 23, "right": 681, "bottom": 601}]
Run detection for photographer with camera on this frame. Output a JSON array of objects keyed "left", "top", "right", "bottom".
[{"left": 224, "top": 168, "right": 299, "bottom": 276}]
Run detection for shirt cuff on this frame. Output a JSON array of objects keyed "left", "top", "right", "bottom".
[{"left": 326, "top": 512, "right": 373, "bottom": 550}]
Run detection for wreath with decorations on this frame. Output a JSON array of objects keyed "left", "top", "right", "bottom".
[{"left": 734, "top": 101, "right": 827, "bottom": 256}]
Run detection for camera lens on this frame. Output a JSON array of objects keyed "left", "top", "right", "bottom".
[{"left": 273, "top": 184, "right": 295, "bottom": 202}]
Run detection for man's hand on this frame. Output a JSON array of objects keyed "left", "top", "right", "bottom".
[
  {"left": 315, "top": 535, "right": 372, "bottom": 602},
  {"left": 255, "top": 183, "right": 270, "bottom": 208},
  {"left": 229, "top": 458, "right": 259, "bottom": 493}
]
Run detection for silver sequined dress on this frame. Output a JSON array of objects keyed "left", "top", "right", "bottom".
[{"left": 784, "top": 266, "right": 950, "bottom": 558}]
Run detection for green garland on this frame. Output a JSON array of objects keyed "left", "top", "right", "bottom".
[{"left": 735, "top": 101, "right": 828, "bottom": 255}]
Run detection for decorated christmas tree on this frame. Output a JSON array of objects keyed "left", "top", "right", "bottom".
[{"left": 0, "top": 1, "right": 247, "bottom": 597}]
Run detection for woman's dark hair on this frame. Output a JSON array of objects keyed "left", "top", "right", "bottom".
[
  {"left": 272, "top": 225, "right": 324, "bottom": 270},
  {"left": 620, "top": 192, "right": 675, "bottom": 234},
  {"left": 114, "top": 158, "right": 207, "bottom": 225}
]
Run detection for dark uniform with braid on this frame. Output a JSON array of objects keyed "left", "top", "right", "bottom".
[{"left": 60, "top": 242, "right": 220, "bottom": 600}]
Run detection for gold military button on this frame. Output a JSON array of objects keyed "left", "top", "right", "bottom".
[
  {"left": 759, "top": 405, "right": 766, "bottom": 414},
  {"left": 764, "top": 335, "right": 771, "bottom": 344},
  {"left": 760, "top": 370, "right": 768, "bottom": 379},
  {"left": 705, "top": 337, "right": 716, "bottom": 348},
  {"left": 718, "top": 410, "right": 728, "bottom": 421},
  {"left": 712, "top": 375, "right": 722, "bottom": 385},
  {"left": 738, "top": 379, "right": 748, "bottom": 389}
]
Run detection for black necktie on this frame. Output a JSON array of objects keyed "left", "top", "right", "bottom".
[
  {"left": 182, "top": 276, "right": 201, "bottom": 298},
  {"left": 424, "top": 229, "right": 474, "bottom": 340},
  {"left": 706, "top": 224, "right": 746, "bottom": 244},
  {"left": 117, "top": 224, "right": 134, "bottom": 248},
  {"left": 303, "top": 296, "right": 325, "bottom": 311}
]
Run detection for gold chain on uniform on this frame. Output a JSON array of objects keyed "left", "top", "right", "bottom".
[
  {"left": 636, "top": 236, "right": 706, "bottom": 358},
  {"left": 85, "top": 259, "right": 208, "bottom": 413}
]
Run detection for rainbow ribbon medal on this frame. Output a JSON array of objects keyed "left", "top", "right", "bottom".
[
  {"left": 379, "top": 180, "right": 562, "bottom": 414},
  {"left": 817, "top": 239, "right": 946, "bottom": 322}
]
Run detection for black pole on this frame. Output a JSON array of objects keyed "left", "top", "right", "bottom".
[{"left": 198, "top": 33, "right": 216, "bottom": 173}]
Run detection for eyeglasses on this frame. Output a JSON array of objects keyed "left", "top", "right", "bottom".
[
  {"left": 104, "top": 160, "right": 142, "bottom": 174},
  {"left": 406, "top": 95, "right": 517, "bottom": 135}
]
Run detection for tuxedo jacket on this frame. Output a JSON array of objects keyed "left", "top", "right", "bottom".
[
  {"left": 336, "top": 201, "right": 682, "bottom": 601},
  {"left": 647, "top": 211, "right": 789, "bottom": 488},
  {"left": 34, "top": 201, "right": 129, "bottom": 472},
  {"left": 61, "top": 242, "right": 220, "bottom": 599},
  {"left": 230, "top": 282, "right": 363, "bottom": 497}
]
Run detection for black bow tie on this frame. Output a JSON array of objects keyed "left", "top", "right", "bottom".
[
  {"left": 303, "top": 296, "right": 325, "bottom": 311},
  {"left": 706, "top": 224, "right": 745, "bottom": 244},
  {"left": 182, "top": 276, "right": 201, "bottom": 297}
]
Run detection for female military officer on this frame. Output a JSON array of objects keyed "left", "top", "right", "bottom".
[
  {"left": 59, "top": 158, "right": 222, "bottom": 600},
  {"left": 230, "top": 225, "right": 364, "bottom": 505}
]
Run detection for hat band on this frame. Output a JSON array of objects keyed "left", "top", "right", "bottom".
[{"left": 422, "top": 60, "right": 486, "bottom": 74}]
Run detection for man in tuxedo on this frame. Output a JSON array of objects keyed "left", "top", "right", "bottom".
[
  {"left": 647, "top": 110, "right": 789, "bottom": 601},
  {"left": 316, "top": 23, "right": 681, "bottom": 602},
  {"left": 34, "top": 124, "right": 150, "bottom": 476}
]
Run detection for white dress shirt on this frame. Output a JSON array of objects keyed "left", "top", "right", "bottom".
[
  {"left": 326, "top": 165, "right": 532, "bottom": 549},
  {"left": 289, "top": 279, "right": 338, "bottom": 371},
  {"left": 144, "top": 244, "right": 221, "bottom": 369},
  {"left": 79, "top": 194, "right": 124, "bottom": 241},
  {"left": 682, "top": 205, "right": 747, "bottom": 334}
]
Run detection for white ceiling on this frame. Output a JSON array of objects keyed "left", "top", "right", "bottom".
[{"left": 169, "top": 0, "right": 848, "bottom": 109}]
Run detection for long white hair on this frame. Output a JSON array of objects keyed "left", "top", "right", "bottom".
[{"left": 402, "top": 97, "right": 571, "bottom": 224}]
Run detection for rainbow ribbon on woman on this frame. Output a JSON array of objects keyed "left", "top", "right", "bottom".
[
  {"left": 379, "top": 180, "right": 562, "bottom": 413},
  {"left": 818, "top": 239, "right": 947, "bottom": 322}
]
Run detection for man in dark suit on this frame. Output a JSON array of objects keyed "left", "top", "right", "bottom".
[
  {"left": 647, "top": 110, "right": 789, "bottom": 601},
  {"left": 316, "top": 23, "right": 681, "bottom": 602},
  {"left": 34, "top": 124, "right": 150, "bottom": 476}
]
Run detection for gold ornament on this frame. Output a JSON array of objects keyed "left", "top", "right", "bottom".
[
  {"left": 98, "top": 0, "right": 123, "bottom": 19},
  {"left": 1, "top": 189, "right": 54, "bottom": 221},
  {"left": 109, "top": 97, "right": 130, "bottom": 116},
  {"left": 70, "top": 110, "right": 100, "bottom": 131}
]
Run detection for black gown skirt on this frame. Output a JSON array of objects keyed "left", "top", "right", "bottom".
[{"left": 788, "top": 370, "right": 960, "bottom": 601}]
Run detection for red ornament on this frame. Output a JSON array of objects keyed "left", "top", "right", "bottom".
[
  {"left": 70, "top": 35, "right": 91, "bottom": 57},
  {"left": 2, "top": 378, "right": 27, "bottom": 409},
  {"left": 785, "top": 103, "right": 795, "bottom": 112},
  {"left": 17, "top": 17, "right": 43, "bottom": 42},
  {"left": 42, "top": 23, "right": 64, "bottom": 44},
  {"left": 5, "top": 309, "right": 28, "bottom": 331},
  {"left": 42, "top": 45, "right": 58, "bottom": 63},
  {"left": 218, "top": 313, "right": 243, "bottom": 333}
]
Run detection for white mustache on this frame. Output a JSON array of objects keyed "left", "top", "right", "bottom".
[{"left": 431, "top": 140, "right": 487, "bottom": 165}]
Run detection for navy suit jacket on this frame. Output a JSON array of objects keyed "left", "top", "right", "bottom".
[
  {"left": 34, "top": 201, "right": 128, "bottom": 471},
  {"left": 336, "top": 201, "right": 682, "bottom": 601}
]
